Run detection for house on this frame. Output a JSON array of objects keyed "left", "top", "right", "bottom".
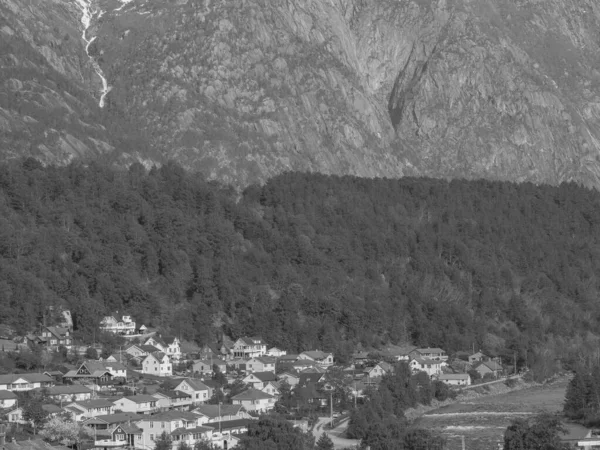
[
  {"left": 43, "top": 370, "right": 65, "bottom": 383},
  {"left": 380, "top": 345, "right": 418, "bottom": 361},
  {"left": 246, "top": 356, "right": 277, "bottom": 373},
  {"left": 0, "top": 373, "right": 54, "bottom": 392},
  {"left": 473, "top": 360, "right": 503, "bottom": 378},
  {"left": 297, "top": 372, "right": 325, "bottom": 388},
  {"left": 559, "top": 423, "right": 600, "bottom": 448},
  {"left": 152, "top": 390, "right": 192, "bottom": 410},
  {"left": 232, "top": 337, "right": 267, "bottom": 358},
  {"left": 45, "top": 385, "right": 93, "bottom": 402},
  {"left": 438, "top": 373, "right": 471, "bottom": 386},
  {"left": 242, "top": 371, "right": 278, "bottom": 389},
  {"left": 278, "top": 372, "right": 300, "bottom": 387},
  {"left": 125, "top": 344, "right": 160, "bottom": 359},
  {"left": 192, "top": 358, "right": 227, "bottom": 375},
  {"left": 228, "top": 358, "right": 247, "bottom": 373},
  {"left": 66, "top": 399, "right": 115, "bottom": 421},
  {"left": 414, "top": 348, "right": 448, "bottom": 361},
  {"left": 142, "top": 352, "right": 172, "bottom": 377},
  {"left": 144, "top": 336, "right": 182, "bottom": 361},
  {"left": 136, "top": 411, "right": 213, "bottom": 450},
  {"left": 41, "top": 404, "right": 67, "bottom": 418},
  {"left": 0, "top": 390, "right": 18, "bottom": 408},
  {"left": 192, "top": 404, "right": 251, "bottom": 424},
  {"left": 468, "top": 351, "right": 488, "bottom": 364},
  {"left": 298, "top": 350, "right": 334, "bottom": 367},
  {"left": 409, "top": 357, "right": 443, "bottom": 377},
  {"left": 231, "top": 388, "right": 275, "bottom": 412},
  {"left": 363, "top": 363, "right": 389, "bottom": 379},
  {"left": 30, "top": 326, "right": 73, "bottom": 350},
  {"left": 65, "top": 361, "right": 127, "bottom": 383},
  {"left": 266, "top": 347, "right": 287, "bottom": 357},
  {"left": 260, "top": 381, "right": 280, "bottom": 398},
  {"left": 7, "top": 407, "right": 26, "bottom": 424},
  {"left": 174, "top": 378, "right": 210, "bottom": 405},
  {"left": 205, "top": 419, "right": 253, "bottom": 449},
  {"left": 100, "top": 313, "right": 136, "bottom": 335},
  {"left": 83, "top": 413, "right": 145, "bottom": 431},
  {"left": 352, "top": 351, "right": 370, "bottom": 365},
  {"left": 92, "top": 423, "right": 143, "bottom": 449},
  {"left": 113, "top": 395, "right": 158, "bottom": 414}
]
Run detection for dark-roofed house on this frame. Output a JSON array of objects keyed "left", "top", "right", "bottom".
[
  {"left": 32, "top": 326, "right": 73, "bottom": 350},
  {"left": 93, "top": 423, "right": 143, "bottom": 449},
  {"left": 174, "top": 378, "right": 210, "bottom": 405},
  {"left": 298, "top": 350, "right": 334, "bottom": 367},
  {"left": 136, "top": 411, "right": 213, "bottom": 449},
  {"left": 67, "top": 399, "right": 115, "bottom": 421},
  {"left": 112, "top": 395, "right": 158, "bottom": 414},
  {"left": 192, "top": 404, "right": 251, "bottom": 423},
  {"left": 192, "top": 358, "right": 227, "bottom": 375},
  {"left": 414, "top": 348, "right": 448, "bottom": 361},
  {"left": 45, "top": 385, "right": 93, "bottom": 402},
  {"left": 0, "top": 373, "right": 54, "bottom": 392},
  {"left": 473, "top": 360, "right": 504, "bottom": 378},
  {"left": 231, "top": 388, "right": 275, "bottom": 412},
  {"left": 232, "top": 337, "right": 267, "bottom": 358},
  {"left": 65, "top": 361, "right": 127, "bottom": 383},
  {"left": 152, "top": 390, "right": 192, "bottom": 410},
  {"left": 242, "top": 371, "right": 278, "bottom": 389},
  {"left": 83, "top": 413, "right": 144, "bottom": 431},
  {"left": 297, "top": 372, "right": 325, "bottom": 388}
]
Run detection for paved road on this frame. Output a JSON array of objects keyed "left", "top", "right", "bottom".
[
  {"left": 462, "top": 374, "right": 522, "bottom": 390},
  {"left": 313, "top": 417, "right": 360, "bottom": 449}
]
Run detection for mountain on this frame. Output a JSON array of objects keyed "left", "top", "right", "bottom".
[{"left": 2, "top": 0, "right": 600, "bottom": 187}]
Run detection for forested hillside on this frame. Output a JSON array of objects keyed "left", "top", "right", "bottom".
[{"left": 1, "top": 159, "right": 600, "bottom": 371}]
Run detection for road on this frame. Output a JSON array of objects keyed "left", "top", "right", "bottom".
[{"left": 313, "top": 417, "right": 360, "bottom": 449}]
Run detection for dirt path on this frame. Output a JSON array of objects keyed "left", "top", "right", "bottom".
[{"left": 313, "top": 417, "right": 360, "bottom": 449}]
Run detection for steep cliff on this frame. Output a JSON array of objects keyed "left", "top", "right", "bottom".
[{"left": 2, "top": 0, "right": 600, "bottom": 187}]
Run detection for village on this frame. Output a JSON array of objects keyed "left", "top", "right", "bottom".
[{"left": 0, "top": 312, "right": 512, "bottom": 449}]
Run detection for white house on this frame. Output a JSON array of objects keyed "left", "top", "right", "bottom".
[
  {"left": 100, "top": 313, "right": 136, "bottom": 335},
  {"left": 242, "top": 372, "right": 278, "bottom": 389},
  {"left": 414, "top": 348, "right": 448, "bottom": 361},
  {"left": 231, "top": 388, "right": 275, "bottom": 412},
  {"left": 136, "top": 410, "right": 213, "bottom": 450},
  {"left": 409, "top": 357, "right": 443, "bottom": 377},
  {"left": 0, "top": 390, "right": 18, "bottom": 408},
  {"left": 174, "top": 378, "right": 210, "bottom": 405},
  {"left": 66, "top": 399, "right": 115, "bottom": 421},
  {"left": 152, "top": 390, "right": 192, "bottom": 410},
  {"left": 298, "top": 350, "right": 334, "bottom": 367},
  {"left": 65, "top": 361, "right": 127, "bottom": 382},
  {"left": 438, "top": 373, "right": 471, "bottom": 386},
  {"left": 113, "top": 395, "right": 158, "bottom": 414},
  {"left": 266, "top": 347, "right": 287, "bottom": 357},
  {"left": 45, "top": 385, "right": 93, "bottom": 402},
  {"left": 0, "top": 373, "right": 54, "bottom": 392},
  {"left": 144, "top": 336, "right": 182, "bottom": 361},
  {"left": 232, "top": 337, "right": 267, "bottom": 358},
  {"left": 246, "top": 357, "right": 277, "bottom": 373},
  {"left": 142, "top": 352, "right": 172, "bottom": 377},
  {"left": 193, "top": 404, "right": 251, "bottom": 424}
]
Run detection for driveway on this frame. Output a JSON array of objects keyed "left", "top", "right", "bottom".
[{"left": 313, "top": 417, "right": 360, "bottom": 449}]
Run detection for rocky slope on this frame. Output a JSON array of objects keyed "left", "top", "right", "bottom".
[{"left": 2, "top": 0, "right": 600, "bottom": 187}]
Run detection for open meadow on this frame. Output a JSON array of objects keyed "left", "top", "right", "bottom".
[{"left": 414, "top": 378, "right": 569, "bottom": 450}]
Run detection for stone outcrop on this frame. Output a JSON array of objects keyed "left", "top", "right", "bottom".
[{"left": 2, "top": 0, "right": 600, "bottom": 187}]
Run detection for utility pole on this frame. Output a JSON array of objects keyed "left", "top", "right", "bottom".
[
  {"left": 330, "top": 391, "right": 333, "bottom": 428},
  {"left": 461, "top": 435, "right": 466, "bottom": 450},
  {"left": 514, "top": 352, "right": 517, "bottom": 375}
]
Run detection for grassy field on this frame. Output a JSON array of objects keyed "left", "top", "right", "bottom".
[{"left": 414, "top": 377, "right": 569, "bottom": 450}]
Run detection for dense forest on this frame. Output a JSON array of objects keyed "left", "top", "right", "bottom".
[{"left": 1, "top": 159, "right": 600, "bottom": 371}]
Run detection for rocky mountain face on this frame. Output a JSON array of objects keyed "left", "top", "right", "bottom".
[{"left": 2, "top": 0, "right": 600, "bottom": 187}]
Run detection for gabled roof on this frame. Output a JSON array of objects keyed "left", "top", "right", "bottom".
[
  {"left": 146, "top": 410, "right": 199, "bottom": 421},
  {"left": 236, "top": 336, "right": 265, "bottom": 346},
  {"left": 118, "top": 395, "right": 157, "bottom": 404},
  {"left": 115, "top": 423, "right": 142, "bottom": 434},
  {"left": 250, "top": 356, "right": 277, "bottom": 364},
  {"left": 300, "top": 350, "right": 331, "bottom": 361},
  {"left": 438, "top": 373, "right": 470, "bottom": 380},
  {"left": 0, "top": 373, "right": 54, "bottom": 384},
  {"left": 161, "top": 336, "right": 179, "bottom": 345},
  {"left": 297, "top": 373, "right": 324, "bottom": 387},
  {"left": 45, "top": 326, "right": 70, "bottom": 338},
  {"left": 480, "top": 360, "right": 503, "bottom": 371},
  {"left": 139, "top": 345, "right": 161, "bottom": 353},
  {"left": 42, "top": 404, "right": 64, "bottom": 414},
  {"left": 171, "top": 426, "right": 213, "bottom": 436},
  {"left": 231, "top": 388, "right": 273, "bottom": 401},
  {"left": 0, "top": 390, "right": 18, "bottom": 399},
  {"left": 72, "top": 399, "right": 115, "bottom": 409},
  {"left": 416, "top": 348, "right": 446, "bottom": 354},
  {"left": 82, "top": 361, "right": 127, "bottom": 372},
  {"left": 205, "top": 418, "right": 253, "bottom": 431},
  {"left": 46, "top": 385, "right": 92, "bottom": 395},
  {"left": 144, "top": 352, "right": 167, "bottom": 362},
  {"left": 83, "top": 413, "right": 144, "bottom": 425},
  {"left": 245, "top": 372, "right": 277, "bottom": 382},
  {"left": 193, "top": 404, "right": 243, "bottom": 418},
  {"left": 177, "top": 378, "right": 209, "bottom": 391},
  {"left": 153, "top": 390, "right": 191, "bottom": 400},
  {"left": 277, "top": 354, "right": 299, "bottom": 362}
]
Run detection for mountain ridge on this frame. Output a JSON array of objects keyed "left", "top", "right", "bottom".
[{"left": 1, "top": 0, "right": 600, "bottom": 188}]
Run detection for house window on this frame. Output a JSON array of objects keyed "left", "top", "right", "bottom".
[
  {"left": 161, "top": 422, "right": 165, "bottom": 428},
  {"left": 116, "top": 434, "right": 125, "bottom": 441},
  {"left": 150, "top": 422, "right": 154, "bottom": 428},
  {"left": 150, "top": 435, "right": 155, "bottom": 441}
]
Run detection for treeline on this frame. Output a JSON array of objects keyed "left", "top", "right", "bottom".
[
  {"left": 564, "top": 365, "right": 600, "bottom": 425},
  {"left": 1, "top": 160, "right": 600, "bottom": 370}
]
